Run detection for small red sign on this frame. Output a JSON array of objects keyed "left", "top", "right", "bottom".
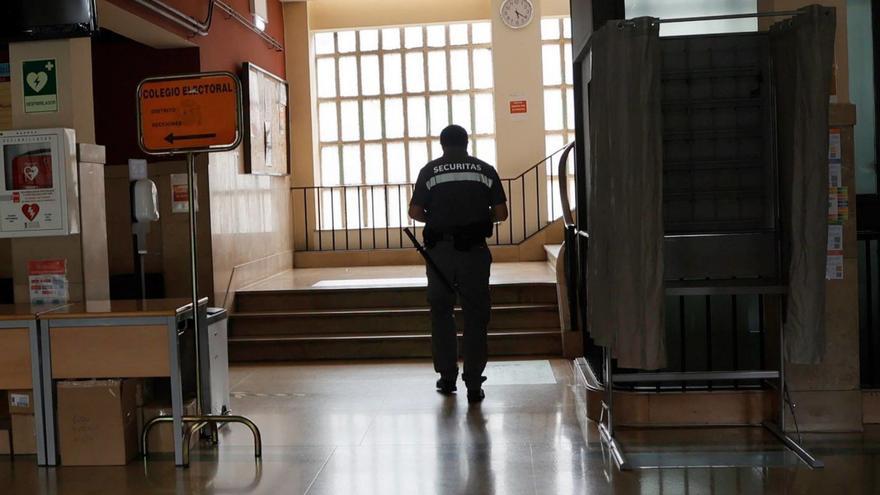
[
  {"left": 28, "top": 258, "right": 67, "bottom": 275},
  {"left": 21, "top": 204, "right": 40, "bottom": 221},
  {"left": 509, "top": 100, "right": 528, "bottom": 114}
]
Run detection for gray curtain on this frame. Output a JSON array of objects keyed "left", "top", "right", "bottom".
[
  {"left": 770, "top": 6, "right": 836, "bottom": 365},
  {"left": 587, "top": 18, "right": 665, "bottom": 370}
]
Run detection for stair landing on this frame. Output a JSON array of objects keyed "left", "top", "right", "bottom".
[{"left": 240, "top": 262, "right": 556, "bottom": 292}]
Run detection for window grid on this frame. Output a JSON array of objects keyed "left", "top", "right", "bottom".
[
  {"left": 315, "top": 23, "right": 495, "bottom": 185},
  {"left": 541, "top": 17, "right": 575, "bottom": 221},
  {"left": 314, "top": 23, "right": 497, "bottom": 229}
]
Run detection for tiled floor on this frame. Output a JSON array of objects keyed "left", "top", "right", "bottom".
[
  {"left": 1, "top": 359, "right": 879, "bottom": 494},
  {"left": 240, "top": 263, "right": 556, "bottom": 292}
]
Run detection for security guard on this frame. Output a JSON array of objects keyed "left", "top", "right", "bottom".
[{"left": 409, "top": 125, "right": 508, "bottom": 402}]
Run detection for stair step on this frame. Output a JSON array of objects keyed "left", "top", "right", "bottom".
[
  {"left": 235, "top": 283, "right": 557, "bottom": 312},
  {"left": 229, "top": 330, "right": 562, "bottom": 361},
  {"left": 229, "top": 304, "right": 560, "bottom": 337}
]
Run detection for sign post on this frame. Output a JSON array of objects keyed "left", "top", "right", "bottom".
[{"left": 136, "top": 72, "right": 260, "bottom": 467}]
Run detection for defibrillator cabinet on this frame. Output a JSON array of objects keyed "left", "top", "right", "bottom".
[{"left": 0, "top": 128, "right": 79, "bottom": 238}]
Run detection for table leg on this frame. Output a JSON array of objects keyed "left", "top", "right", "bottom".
[
  {"left": 40, "top": 322, "right": 58, "bottom": 466},
  {"left": 167, "top": 316, "right": 185, "bottom": 467},
  {"left": 29, "top": 321, "right": 47, "bottom": 466}
]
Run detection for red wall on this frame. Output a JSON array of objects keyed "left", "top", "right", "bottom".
[
  {"left": 106, "top": 0, "right": 286, "bottom": 78},
  {"left": 92, "top": 31, "right": 201, "bottom": 164}
]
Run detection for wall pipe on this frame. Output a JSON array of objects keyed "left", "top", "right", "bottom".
[{"left": 132, "top": 0, "right": 214, "bottom": 36}]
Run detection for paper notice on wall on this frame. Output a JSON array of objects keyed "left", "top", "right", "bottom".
[
  {"left": 837, "top": 186, "right": 849, "bottom": 223},
  {"left": 170, "top": 173, "right": 199, "bottom": 214},
  {"left": 828, "top": 187, "right": 839, "bottom": 222},
  {"left": 28, "top": 258, "right": 68, "bottom": 304},
  {"left": 826, "top": 254, "right": 844, "bottom": 280},
  {"left": 827, "top": 225, "right": 843, "bottom": 253},
  {"left": 829, "top": 160, "right": 842, "bottom": 187},
  {"left": 508, "top": 94, "right": 528, "bottom": 121},
  {"left": 828, "top": 129, "right": 841, "bottom": 160}
]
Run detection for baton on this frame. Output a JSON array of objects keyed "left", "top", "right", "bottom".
[{"left": 403, "top": 227, "right": 457, "bottom": 294}]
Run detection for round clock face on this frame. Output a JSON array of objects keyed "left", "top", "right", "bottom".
[{"left": 500, "top": 0, "right": 534, "bottom": 29}]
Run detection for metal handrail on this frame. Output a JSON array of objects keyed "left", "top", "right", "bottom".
[{"left": 557, "top": 142, "right": 576, "bottom": 228}]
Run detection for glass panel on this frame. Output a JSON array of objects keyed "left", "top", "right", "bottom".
[
  {"left": 345, "top": 187, "right": 361, "bottom": 228},
  {"left": 404, "top": 26, "right": 423, "bottom": 48},
  {"left": 321, "top": 146, "right": 340, "bottom": 186},
  {"left": 405, "top": 52, "right": 425, "bottom": 92},
  {"left": 359, "top": 29, "right": 379, "bottom": 51},
  {"left": 426, "top": 25, "right": 446, "bottom": 47},
  {"left": 340, "top": 101, "right": 360, "bottom": 141},
  {"left": 545, "top": 134, "right": 564, "bottom": 163},
  {"left": 338, "top": 56, "right": 359, "bottom": 97},
  {"left": 408, "top": 140, "right": 428, "bottom": 182},
  {"left": 472, "top": 49, "right": 493, "bottom": 89},
  {"left": 384, "top": 98, "right": 405, "bottom": 139},
  {"left": 451, "top": 94, "right": 472, "bottom": 132},
  {"left": 563, "top": 17, "right": 571, "bottom": 39},
  {"left": 360, "top": 55, "right": 380, "bottom": 96},
  {"left": 566, "top": 88, "right": 575, "bottom": 129},
  {"left": 386, "top": 142, "right": 407, "bottom": 182},
  {"left": 407, "top": 96, "right": 427, "bottom": 137},
  {"left": 624, "top": 0, "right": 758, "bottom": 36},
  {"left": 382, "top": 28, "right": 401, "bottom": 50},
  {"left": 848, "top": 0, "right": 877, "bottom": 193},
  {"left": 383, "top": 53, "right": 403, "bottom": 95},
  {"left": 542, "top": 45, "right": 561, "bottom": 85},
  {"left": 318, "top": 102, "right": 338, "bottom": 142},
  {"left": 368, "top": 187, "right": 387, "bottom": 228},
  {"left": 364, "top": 144, "right": 384, "bottom": 184},
  {"left": 316, "top": 58, "right": 336, "bottom": 98},
  {"left": 342, "top": 144, "right": 362, "bottom": 185},
  {"left": 337, "top": 30, "right": 356, "bottom": 53},
  {"left": 449, "top": 23, "right": 469, "bottom": 45},
  {"left": 541, "top": 18, "right": 560, "bottom": 40},
  {"left": 429, "top": 95, "right": 449, "bottom": 137},
  {"left": 362, "top": 99, "right": 382, "bottom": 140},
  {"left": 564, "top": 43, "right": 573, "bottom": 84},
  {"left": 449, "top": 49, "right": 470, "bottom": 90},
  {"left": 471, "top": 22, "right": 491, "bottom": 44},
  {"left": 427, "top": 51, "right": 448, "bottom": 91},
  {"left": 320, "top": 189, "right": 342, "bottom": 230},
  {"left": 474, "top": 93, "right": 494, "bottom": 134},
  {"left": 475, "top": 137, "right": 496, "bottom": 165},
  {"left": 545, "top": 89, "right": 564, "bottom": 131},
  {"left": 386, "top": 185, "right": 405, "bottom": 228},
  {"left": 314, "top": 32, "right": 334, "bottom": 55}
]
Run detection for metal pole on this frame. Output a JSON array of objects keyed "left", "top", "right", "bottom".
[
  {"left": 185, "top": 152, "right": 202, "bottom": 414},
  {"left": 656, "top": 10, "right": 802, "bottom": 24}
]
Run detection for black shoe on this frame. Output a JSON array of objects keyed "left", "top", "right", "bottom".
[
  {"left": 465, "top": 375, "right": 487, "bottom": 403},
  {"left": 436, "top": 377, "right": 457, "bottom": 395},
  {"left": 467, "top": 388, "right": 485, "bottom": 403}
]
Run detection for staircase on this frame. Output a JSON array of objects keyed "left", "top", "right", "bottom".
[{"left": 228, "top": 267, "right": 562, "bottom": 362}]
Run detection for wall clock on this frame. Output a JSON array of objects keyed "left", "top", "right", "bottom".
[{"left": 500, "top": 0, "right": 534, "bottom": 29}]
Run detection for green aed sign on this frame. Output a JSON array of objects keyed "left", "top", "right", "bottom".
[{"left": 22, "top": 59, "right": 58, "bottom": 114}]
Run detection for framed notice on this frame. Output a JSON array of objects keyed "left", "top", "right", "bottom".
[{"left": 242, "top": 62, "right": 289, "bottom": 176}]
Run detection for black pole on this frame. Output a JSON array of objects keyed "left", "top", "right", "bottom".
[{"left": 403, "top": 227, "right": 456, "bottom": 294}]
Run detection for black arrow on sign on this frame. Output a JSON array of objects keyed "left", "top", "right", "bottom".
[{"left": 164, "top": 132, "right": 217, "bottom": 144}]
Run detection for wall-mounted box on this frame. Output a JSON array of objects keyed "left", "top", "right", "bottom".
[{"left": 0, "top": 128, "right": 79, "bottom": 238}]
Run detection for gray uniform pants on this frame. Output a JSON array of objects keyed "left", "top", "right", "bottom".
[{"left": 426, "top": 240, "right": 492, "bottom": 388}]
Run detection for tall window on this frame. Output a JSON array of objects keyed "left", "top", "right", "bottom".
[
  {"left": 540, "top": 17, "right": 574, "bottom": 220},
  {"left": 313, "top": 23, "right": 497, "bottom": 229}
]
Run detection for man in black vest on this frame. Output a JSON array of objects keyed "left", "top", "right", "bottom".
[{"left": 409, "top": 125, "right": 508, "bottom": 402}]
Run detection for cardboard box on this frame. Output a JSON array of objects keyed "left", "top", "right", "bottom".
[
  {"left": 11, "top": 414, "right": 36, "bottom": 455},
  {"left": 0, "top": 430, "right": 11, "bottom": 455},
  {"left": 8, "top": 390, "right": 34, "bottom": 415},
  {"left": 139, "top": 398, "right": 197, "bottom": 454},
  {"left": 57, "top": 379, "right": 140, "bottom": 466}
]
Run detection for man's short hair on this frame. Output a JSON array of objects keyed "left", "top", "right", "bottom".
[{"left": 440, "top": 125, "right": 469, "bottom": 148}]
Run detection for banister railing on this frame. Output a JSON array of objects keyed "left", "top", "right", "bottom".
[{"left": 291, "top": 144, "right": 575, "bottom": 252}]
